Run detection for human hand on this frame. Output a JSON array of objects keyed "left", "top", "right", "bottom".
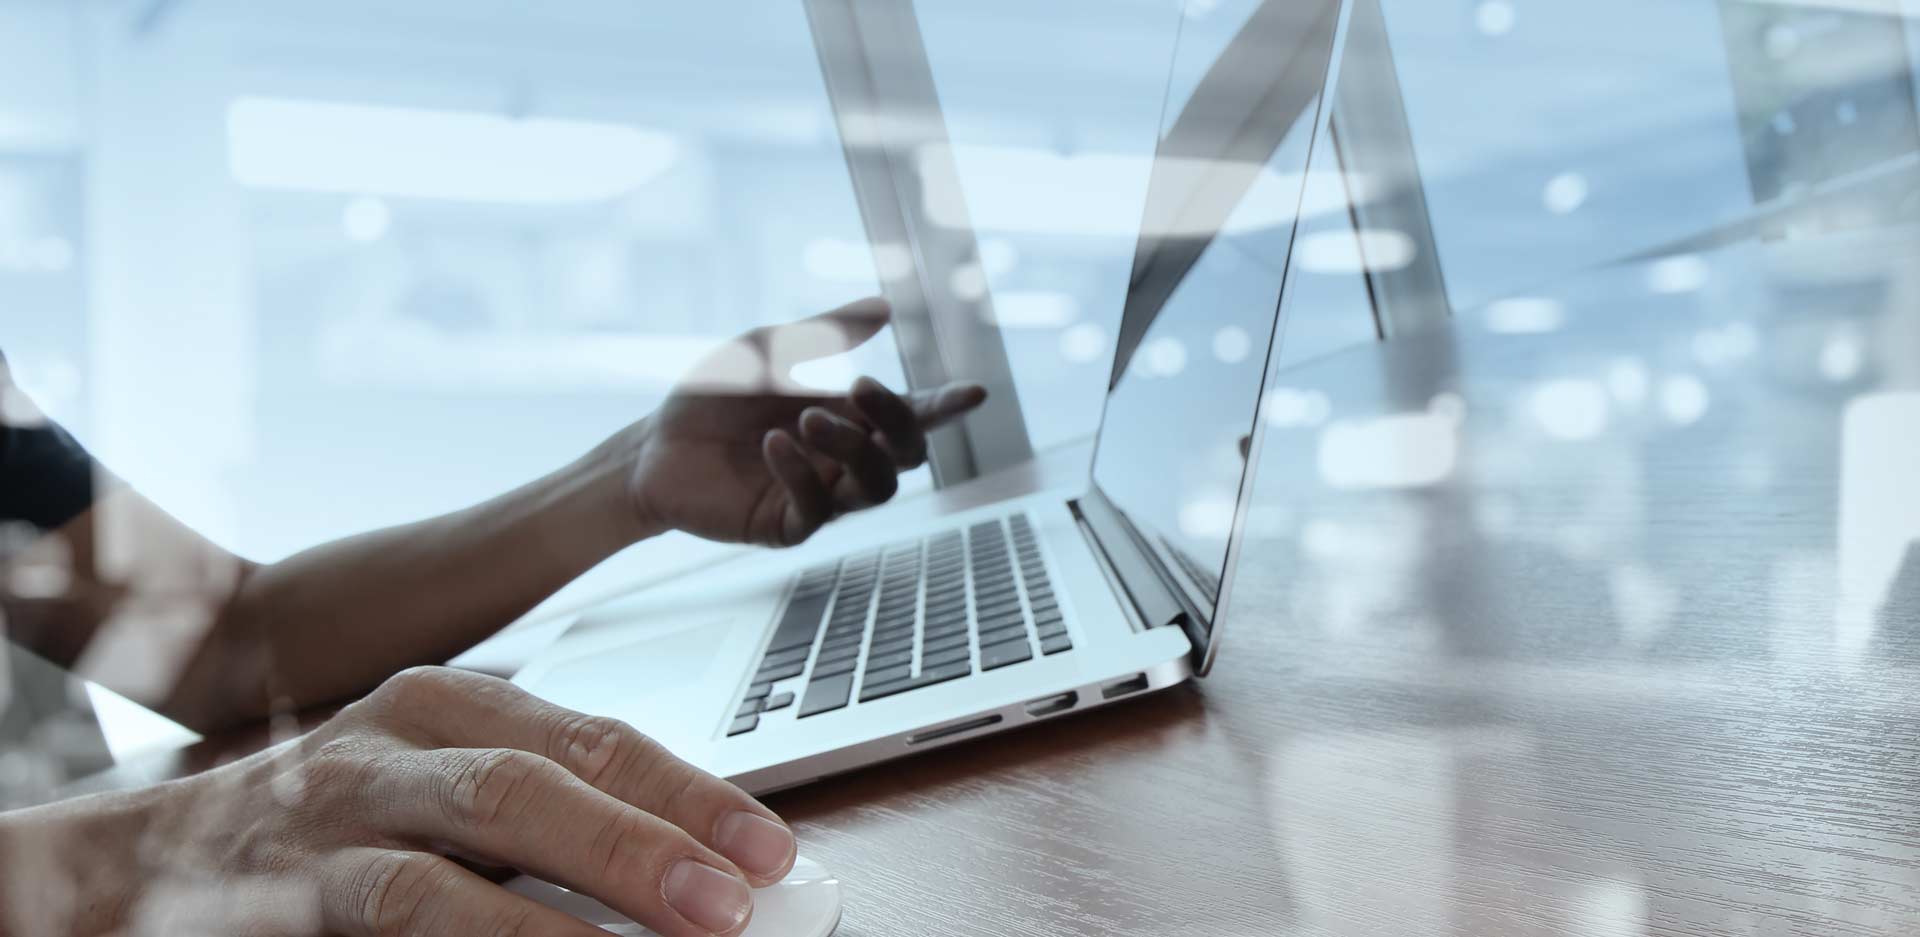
[
  {"left": 617, "top": 298, "right": 987, "bottom": 547},
  {"left": 2, "top": 668, "right": 792, "bottom": 937}
]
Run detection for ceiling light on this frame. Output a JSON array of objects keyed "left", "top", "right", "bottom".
[{"left": 228, "top": 96, "right": 677, "bottom": 205}]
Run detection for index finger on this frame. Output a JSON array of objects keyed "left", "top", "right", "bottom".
[
  {"left": 908, "top": 381, "right": 990, "bottom": 429},
  {"left": 852, "top": 377, "right": 989, "bottom": 468},
  {"left": 376, "top": 669, "right": 796, "bottom": 886},
  {"left": 369, "top": 747, "right": 754, "bottom": 937}
]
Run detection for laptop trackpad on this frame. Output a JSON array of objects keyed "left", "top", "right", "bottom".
[
  {"left": 527, "top": 612, "right": 740, "bottom": 746},
  {"left": 546, "top": 619, "right": 726, "bottom": 686}
]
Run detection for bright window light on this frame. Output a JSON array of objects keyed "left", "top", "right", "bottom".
[
  {"left": 227, "top": 96, "right": 678, "bottom": 204},
  {"left": 920, "top": 144, "right": 1361, "bottom": 237}
]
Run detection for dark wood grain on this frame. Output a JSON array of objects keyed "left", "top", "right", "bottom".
[
  {"left": 763, "top": 237, "right": 1920, "bottom": 936},
  {"left": 70, "top": 235, "right": 1920, "bottom": 935}
]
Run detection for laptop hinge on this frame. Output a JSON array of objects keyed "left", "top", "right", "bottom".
[{"left": 1069, "top": 490, "right": 1194, "bottom": 636}]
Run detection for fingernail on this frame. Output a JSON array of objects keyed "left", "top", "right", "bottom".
[
  {"left": 715, "top": 811, "right": 796, "bottom": 879},
  {"left": 663, "top": 859, "right": 752, "bottom": 934}
]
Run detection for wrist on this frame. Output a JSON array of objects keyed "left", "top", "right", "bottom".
[
  {"left": 570, "top": 416, "right": 667, "bottom": 549},
  {"left": 0, "top": 790, "right": 157, "bottom": 935}
]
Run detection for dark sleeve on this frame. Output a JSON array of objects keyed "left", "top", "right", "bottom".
[{"left": 0, "top": 366, "right": 98, "bottom": 533}]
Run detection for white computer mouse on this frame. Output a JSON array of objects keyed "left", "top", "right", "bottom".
[{"left": 505, "top": 855, "right": 841, "bottom": 937}]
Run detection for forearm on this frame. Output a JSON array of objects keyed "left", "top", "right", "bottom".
[
  {"left": 0, "top": 792, "right": 155, "bottom": 937},
  {"left": 185, "top": 431, "right": 659, "bottom": 728}
]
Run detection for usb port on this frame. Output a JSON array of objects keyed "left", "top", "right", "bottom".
[{"left": 1024, "top": 691, "right": 1079, "bottom": 718}]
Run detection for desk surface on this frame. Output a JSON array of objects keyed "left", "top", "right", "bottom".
[
  {"left": 67, "top": 232, "right": 1920, "bottom": 935},
  {"left": 761, "top": 234, "right": 1920, "bottom": 936}
]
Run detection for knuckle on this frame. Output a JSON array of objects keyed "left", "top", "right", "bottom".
[
  {"left": 353, "top": 851, "right": 450, "bottom": 936},
  {"left": 302, "top": 745, "right": 370, "bottom": 796},
  {"left": 374, "top": 666, "right": 454, "bottom": 710},
  {"left": 551, "top": 714, "right": 653, "bottom": 790},
  {"left": 585, "top": 812, "right": 667, "bottom": 887},
  {"left": 643, "top": 758, "right": 708, "bottom": 818},
  {"left": 448, "top": 749, "right": 555, "bottom": 829}
]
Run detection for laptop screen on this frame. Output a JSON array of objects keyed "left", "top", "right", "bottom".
[{"left": 1088, "top": 0, "right": 1348, "bottom": 658}]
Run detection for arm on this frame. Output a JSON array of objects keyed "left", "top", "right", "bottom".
[
  {"left": 13, "top": 299, "right": 985, "bottom": 732},
  {"left": 166, "top": 439, "right": 647, "bottom": 731}
]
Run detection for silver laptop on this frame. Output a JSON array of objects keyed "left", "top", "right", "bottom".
[{"left": 515, "top": 0, "right": 1351, "bottom": 794}]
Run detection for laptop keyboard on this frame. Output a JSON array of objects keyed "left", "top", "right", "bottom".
[{"left": 728, "top": 513, "right": 1071, "bottom": 736}]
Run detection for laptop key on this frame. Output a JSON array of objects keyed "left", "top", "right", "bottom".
[
  {"left": 764, "top": 691, "right": 795, "bottom": 711},
  {"left": 860, "top": 659, "right": 973, "bottom": 703},
  {"left": 915, "top": 659, "right": 973, "bottom": 688},
  {"left": 756, "top": 660, "right": 805, "bottom": 683},
  {"left": 743, "top": 681, "right": 773, "bottom": 701},
  {"left": 865, "top": 647, "right": 914, "bottom": 672},
  {"left": 737, "top": 698, "right": 765, "bottom": 718},
  {"left": 1041, "top": 635, "right": 1073, "bottom": 655},
  {"left": 976, "top": 623, "right": 1027, "bottom": 647},
  {"left": 863, "top": 663, "right": 911, "bottom": 687},
  {"left": 923, "top": 632, "right": 971, "bottom": 654},
  {"left": 813, "top": 656, "right": 857, "bottom": 678},
  {"left": 797, "top": 673, "right": 854, "bottom": 717},
  {"left": 871, "top": 629, "right": 914, "bottom": 648},
  {"left": 983, "top": 606, "right": 1029, "bottom": 629},
  {"left": 769, "top": 589, "right": 833, "bottom": 653},
  {"left": 858, "top": 678, "right": 912, "bottom": 703},
  {"left": 819, "top": 640, "right": 863, "bottom": 660},
  {"left": 728, "top": 714, "right": 759, "bottom": 736},
  {"left": 981, "top": 639, "right": 1033, "bottom": 670},
  {"left": 922, "top": 645, "right": 971, "bottom": 668}
]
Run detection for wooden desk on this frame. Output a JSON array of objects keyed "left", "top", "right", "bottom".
[
  {"left": 59, "top": 232, "right": 1920, "bottom": 934},
  {"left": 762, "top": 235, "right": 1920, "bottom": 935}
]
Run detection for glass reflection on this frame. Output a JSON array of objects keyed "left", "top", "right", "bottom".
[{"left": 1091, "top": 0, "right": 1344, "bottom": 625}]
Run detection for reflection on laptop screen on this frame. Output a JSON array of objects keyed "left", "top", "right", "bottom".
[{"left": 1089, "top": 0, "right": 1346, "bottom": 638}]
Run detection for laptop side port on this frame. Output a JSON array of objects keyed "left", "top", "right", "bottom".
[
  {"left": 1024, "top": 691, "right": 1079, "bottom": 718},
  {"left": 1101, "top": 673, "right": 1150, "bottom": 700},
  {"left": 907, "top": 714, "right": 1003, "bottom": 745}
]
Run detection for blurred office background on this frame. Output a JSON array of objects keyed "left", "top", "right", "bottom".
[{"left": 0, "top": 0, "right": 1917, "bottom": 564}]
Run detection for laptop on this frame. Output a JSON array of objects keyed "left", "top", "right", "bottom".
[{"left": 514, "top": 0, "right": 1353, "bottom": 794}]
